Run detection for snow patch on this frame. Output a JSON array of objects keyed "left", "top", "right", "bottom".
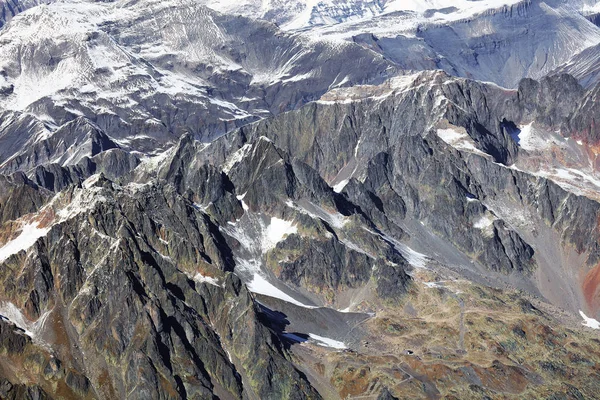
[
  {"left": 235, "top": 258, "right": 317, "bottom": 308},
  {"left": 437, "top": 128, "right": 487, "bottom": 156},
  {"left": 0, "top": 223, "right": 51, "bottom": 262},
  {"left": 333, "top": 179, "right": 349, "bottom": 193},
  {"left": 510, "top": 163, "right": 600, "bottom": 199},
  {"left": 517, "top": 122, "right": 560, "bottom": 151},
  {"left": 364, "top": 228, "right": 429, "bottom": 269},
  {"left": 240, "top": 200, "right": 249, "bottom": 211},
  {"left": 580, "top": 310, "right": 600, "bottom": 330},
  {"left": 553, "top": 168, "right": 600, "bottom": 192},
  {"left": 248, "top": 273, "right": 317, "bottom": 308},
  {"left": 222, "top": 216, "right": 315, "bottom": 308},
  {"left": 237, "top": 193, "right": 250, "bottom": 211},
  {"left": 308, "top": 333, "right": 347, "bottom": 349},
  {"left": 0, "top": 302, "right": 50, "bottom": 342},
  {"left": 397, "top": 243, "right": 429, "bottom": 269},
  {"left": 194, "top": 273, "right": 221, "bottom": 287},
  {"left": 262, "top": 217, "right": 297, "bottom": 252},
  {"left": 225, "top": 349, "right": 233, "bottom": 363}
]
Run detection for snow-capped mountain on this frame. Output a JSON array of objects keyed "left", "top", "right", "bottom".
[
  {"left": 0, "top": 0, "right": 398, "bottom": 174},
  {"left": 2, "top": 0, "right": 600, "bottom": 176},
  {"left": 1, "top": 0, "right": 600, "bottom": 399},
  {"left": 205, "top": 0, "right": 529, "bottom": 31}
]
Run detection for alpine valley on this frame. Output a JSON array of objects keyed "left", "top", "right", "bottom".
[{"left": 2, "top": 0, "right": 600, "bottom": 399}]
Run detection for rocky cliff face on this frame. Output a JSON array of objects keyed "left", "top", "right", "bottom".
[
  {"left": 0, "top": 174, "right": 324, "bottom": 399},
  {"left": 218, "top": 70, "right": 600, "bottom": 315}
]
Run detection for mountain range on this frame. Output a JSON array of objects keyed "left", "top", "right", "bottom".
[{"left": 1, "top": 0, "right": 600, "bottom": 398}]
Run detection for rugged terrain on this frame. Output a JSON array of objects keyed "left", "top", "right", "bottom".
[{"left": 1, "top": 0, "right": 600, "bottom": 399}]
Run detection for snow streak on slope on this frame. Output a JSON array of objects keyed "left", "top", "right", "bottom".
[
  {"left": 437, "top": 127, "right": 488, "bottom": 156},
  {"left": 0, "top": 302, "right": 51, "bottom": 343},
  {"left": 0, "top": 181, "right": 113, "bottom": 264},
  {"left": 246, "top": 269, "right": 317, "bottom": 308},
  {"left": 0, "top": 223, "right": 50, "bottom": 262},
  {"left": 308, "top": 333, "right": 347, "bottom": 349},
  {"left": 580, "top": 310, "right": 600, "bottom": 329},
  {"left": 221, "top": 210, "right": 320, "bottom": 308}
]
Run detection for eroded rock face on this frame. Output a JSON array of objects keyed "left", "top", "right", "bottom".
[
  {"left": 0, "top": 173, "right": 51, "bottom": 224},
  {"left": 181, "top": 69, "right": 600, "bottom": 317},
  {"left": 198, "top": 73, "right": 535, "bottom": 279},
  {"left": 0, "top": 176, "right": 323, "bottom": 399}
]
